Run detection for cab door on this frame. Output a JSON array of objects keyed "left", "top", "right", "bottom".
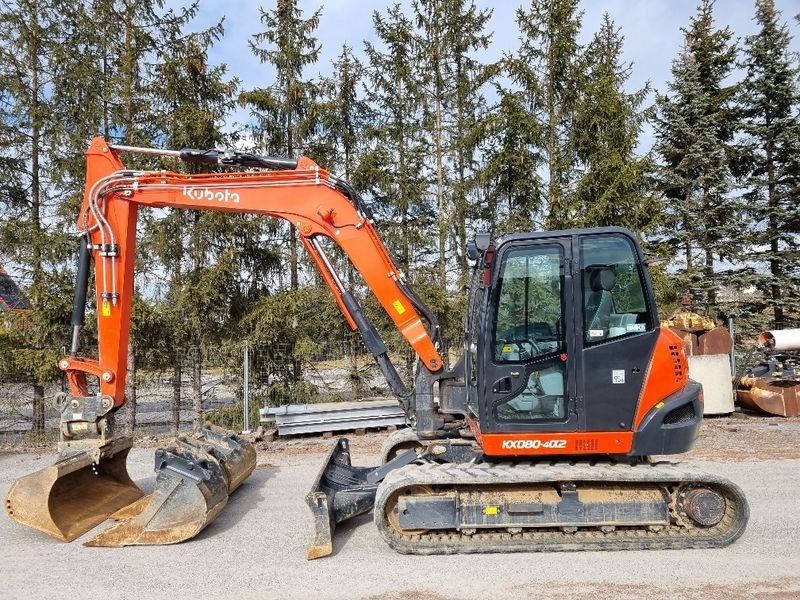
[{"left": 479, "top": 238, "right": 579, "bottom": 434}]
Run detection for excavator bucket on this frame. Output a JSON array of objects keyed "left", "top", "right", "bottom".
[
  {"left": 5, "top": 437, "right": 144, "bottom": 542},
  {"left": 86, "top": 425, "right": 256, "bottom": 547}
]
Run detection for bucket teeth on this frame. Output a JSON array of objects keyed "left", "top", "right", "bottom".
[{"left": 85, "top": 425, "right": 256, "bottom": 547}]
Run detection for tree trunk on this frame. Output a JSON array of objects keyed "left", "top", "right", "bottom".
[
  {"left": 172, "top": 356, "right": 182, "bottom": 434},
  {"left": 125, "top": 340, "right": 137, "bottom": 435},
  {"left": 766, "top": 137, "right": 783, "bottom": 329},
  {"left": 192, "top": 345, "right": 202, "bottom": 427},
  {"left": 436, "top": 91, "right": 446, "bottom": 290},
  {"left": 32, "top": 383, "right": 45, "bottom": 435},
  {"left": 705, "top": 247, "right": 715, "bottom": 306}
]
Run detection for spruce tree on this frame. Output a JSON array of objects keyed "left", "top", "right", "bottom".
[
  {"left": 413, "top": 0, "right": 493, "bottom": 287},
  {"left": 358, "top": 4, "right": 430, "bottom": 277},
  {"left": 737, "top": 0, "right": 800, "bottom": 329},
  {"left": 239, "top": 0, "right": 322, "bottom": 291},
  {"left": 653, "top": 0, "right": 739, "bottom": 309},
  {"left": 309, "top": 45, "right": 369, "bottom": 181},
  {"left": 510, "top": 0, "right": 584, "bottom": 230},
  {"left": 0, "top": 0, "right": 75, "bottom": 433},
  {"left": 572, "top": 14, "right": 654, "bottom": 232},
  {"left": 480, "top": 86, "right": 544, "bottom": 233}
]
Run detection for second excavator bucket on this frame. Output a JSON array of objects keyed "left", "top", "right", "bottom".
[
  {"left": 5, "top": 437, "right": 144, "bottom": 542},
  {"left": 85, "top": 425, "right": 256, "bottom": 547}
]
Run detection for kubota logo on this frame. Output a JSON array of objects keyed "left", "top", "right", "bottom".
[
  {"left": 501, "top": 439, "right": 567, "bottom": 450},
  {"left": 183, "top": 186, "right": 240, "bottom": 204}
]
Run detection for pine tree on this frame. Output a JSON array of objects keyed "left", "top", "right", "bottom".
[
  {"left": 653, "top": 0, "right": 739, "bottom": 309},
  {"left": 510, "top": 0, "right": 584, "bottom": 230},
  {"left": 0, "top": 0, "right": 75, "bottom": 433},
  {"left": 239, "top": 0, "right": 322, "bottom": 291},
  {"left": 571, "top": 14, "right": 655, "bottom": 232},
  {"left": 357, "top": 4, "right": 430, "bottom": 277},
  {"left": 737, "top": 0, "right": 800, "bottom": 329}
]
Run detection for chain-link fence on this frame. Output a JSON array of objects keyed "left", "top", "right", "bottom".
[{"left": 0, "top": 338, "right": 462, "bottom": 444}]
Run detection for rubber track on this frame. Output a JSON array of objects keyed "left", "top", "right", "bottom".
[
  {"left": 379, "top": 429, "right": 422, "bottom": 465},
  {"left": 374, "top": 460, "right": 749, "bottom": 554}
]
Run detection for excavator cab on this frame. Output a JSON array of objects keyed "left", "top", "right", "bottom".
[{"left": 465, "top": 229, "right": 669, "bottom": 441}]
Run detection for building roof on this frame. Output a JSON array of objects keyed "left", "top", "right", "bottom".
[{"left": 0, "top": 268, "right": 32, "bottom": 311}]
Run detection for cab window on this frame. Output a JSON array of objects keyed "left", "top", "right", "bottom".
[
  {"left": 581, "top": 235, "right": 653, "bottom": 344},
  {"left": 493, "top": 244, "right": 565, "bottom": 362}
]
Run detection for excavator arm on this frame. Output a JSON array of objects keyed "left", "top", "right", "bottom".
[
  {"left": 7, "top": 136, "right": 445, "bottom": 548},
  {"left": 64, "top": 137, "right": 443, "bottom": 411}
]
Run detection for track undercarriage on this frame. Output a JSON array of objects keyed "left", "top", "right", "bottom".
[
  {"left": 306, "top": 434, "right": 749, "bottom": 558},
  {"left": 376, "top": 459, "right": 749, "bottom": 554}
]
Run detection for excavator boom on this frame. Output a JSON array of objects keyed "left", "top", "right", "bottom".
[{"left": 8, "top": 136, "right": 443, "bottom": 546}]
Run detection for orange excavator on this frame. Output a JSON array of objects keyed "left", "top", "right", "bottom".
[{"left": 6, "top": 138, "right": 748, "bottom": 556}]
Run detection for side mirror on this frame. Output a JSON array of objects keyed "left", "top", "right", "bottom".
[
  {"left": 467, "top": 232, "right": 490, "bottom": 260},
  {"left": 466, "top": 240, "right": 479, "bottom": 261}
]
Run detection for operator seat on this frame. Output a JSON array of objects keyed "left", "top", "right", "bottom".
[{"left": 585, "top": 266, "right": 616, "bottom": 335}]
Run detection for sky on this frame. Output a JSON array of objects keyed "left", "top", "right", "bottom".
[{"left": 184, "top": 0, "right": 800, "bottom": 149}]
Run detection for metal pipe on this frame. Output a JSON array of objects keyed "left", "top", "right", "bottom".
[
  {"left": 108, "top": 143, "right": 181, "bottom": 158},
  {"left": 309, "top": 237, "right": 346, "bottom": 294}
]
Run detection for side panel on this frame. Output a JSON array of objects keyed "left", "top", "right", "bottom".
[
  {"left": 633, "top": 328, "right": 690, "bottom": 428},
  {"left": 581, "top": 330, "right": 658, "bottom": 431}
]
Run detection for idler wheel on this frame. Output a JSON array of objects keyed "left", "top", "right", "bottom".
[{"left": 682, "top": 487, "right": 726, "bottom": 527}]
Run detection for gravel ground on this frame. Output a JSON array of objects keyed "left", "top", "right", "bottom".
[{"left": 1, "top": 415, "right": 799, "bottom": 600}]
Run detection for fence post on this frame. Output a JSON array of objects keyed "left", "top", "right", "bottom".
[
  {"left": 728, "top": 316, "right": 736, "bottom": 373},
  {"left": 243, "top": 341, "right": 250, "bottom": 433}
]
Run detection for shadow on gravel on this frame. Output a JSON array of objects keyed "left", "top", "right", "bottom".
[
  {"left": 193, "top": 467, "right": 274, "bottom": 540},
  {"left": 330, "top": 512, "right": 373, "bottom": 557}
]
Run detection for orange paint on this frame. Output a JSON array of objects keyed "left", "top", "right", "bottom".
[
  {"left": 467, "top": 416, "right": 633, "bottom": 457},
  {"left": 63, "top": 137, "right": 443, "bottom": 407},
  {"left": 633, "top": 328, "right": 688, "bottom": 428}
]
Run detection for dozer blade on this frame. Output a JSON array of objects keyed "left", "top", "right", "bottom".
[
  {"left": 306, "top": 438, "right": 418, "bottom": 559},
  {"left": 306, "top": 438, "right": 378, "bottom": 559},
  {"left": 5, "top": 437, "right": 144, "bottom": 542},
  {"left": 85, "top": 425, "right": 256, "bottom": 547}
]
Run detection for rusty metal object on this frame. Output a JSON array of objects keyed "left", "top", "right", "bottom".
[
  {"left": 85, "top": 425, "right": 256, "bottom": 547},
  {"left": 5, "top": 437, "right": 143, "bottom": 542},
  {"left": 698, "top": 327, "right": 733, "bottom": 355},
  {"left": 663, "top": 312, "right": 731, "bottom": 357},
  {"left": 736, "top": 377, "right": 800, "bottom": 417}
]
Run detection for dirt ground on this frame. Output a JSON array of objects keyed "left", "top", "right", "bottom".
[{"left": 1, "top": 412, "right": 799, "bottom": 600}]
